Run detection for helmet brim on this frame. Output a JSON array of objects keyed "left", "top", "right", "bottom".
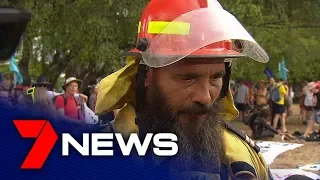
[{"left": 121, "top": 48, "right": 246, "bottom": 60}]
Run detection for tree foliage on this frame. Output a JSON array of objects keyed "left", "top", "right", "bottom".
[
  {"left": 221, "top": 0, "right": 320, "bottom": 83},
  {"left": 2, "top": 0, "right": 319, "bottom": 89},
  {"left": 2, "top": 0, "right": 148, "bottom": 90}
]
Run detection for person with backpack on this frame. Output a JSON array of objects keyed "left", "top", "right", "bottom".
[
  {"left": 54, "top": 77, "right": 88, "bottom": 125},
  {"left": 301, "top": 82, "right": 320, "bottom": 141},
  {"left": 271, "top": 78, "right": 288, "bottom": 134}
]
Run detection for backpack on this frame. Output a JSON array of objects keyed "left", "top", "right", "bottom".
[
  {"left": 53, "top": 94, "right": 69, "bottom": 106},
  {"left": 271, "top": 84, "right": 283, "bottom": 102},
  {"left": 52, "top": 94, "right": 82, "bottom": 119}
]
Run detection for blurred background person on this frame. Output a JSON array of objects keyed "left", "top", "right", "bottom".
[
  {"left": 304, "top": 81, "right": 315, "bottom": 123},
  {"left": 89, "top": 84, "right": 98, "bottom": 112},
  {"left": 0, "top": 73, "right": 13, "bottom": 104},
  {"left": 54, "top": 77, "right": 87, "bottom": 125},
  {"left": 18, "top": 76, "right": 51, "bottom": 106},
  {"left": 302, "top": 82, "right": 320, "bottom": 140},
  {"left": 267, "top": 77, "right": 276, "bottom": 126},
  {"left": 271, "top": 78, "right": 288, "bottom": 133},
  {"left": 10, "top": 84, "right": 25, "bottom": 106},
  {"left": 235, "top": 79, "right": 249, "bottom": 121},
  {"left": 285, "top": 82, "right": 294, "bottom": 119},
  {"left": 299, "top": 81, "right": 308, "bottom": 124},
  {"left": 255, "top": 80, "right": 268, "bottom": 110}
]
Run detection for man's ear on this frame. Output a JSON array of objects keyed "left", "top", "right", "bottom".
[{"left": 144, "top": 68, "right": 153, "bottom": 87}]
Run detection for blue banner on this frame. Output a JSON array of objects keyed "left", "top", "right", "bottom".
[
  {"left": 279, "top": 59, "right": 289, "bottom": 81},
  {"left": 9, "top": 55, "right": 23, "bottom": 84},
  {"left": 264, "top": 65, "right": 274, "bottom": 79}
]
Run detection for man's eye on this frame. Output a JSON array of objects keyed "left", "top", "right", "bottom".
[
  {"left": 210, "top": 77, "right": 222, "bottom": 86},
  {"left": 182, "top": 77, "right": 193, "bottom": 81},
  {"left": 180, "top": 77, "right": 195, "bottom": 84}
]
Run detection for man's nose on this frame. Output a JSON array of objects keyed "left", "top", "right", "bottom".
[{"left": 191, "top": 81, "right": 212, "bottom": 105}]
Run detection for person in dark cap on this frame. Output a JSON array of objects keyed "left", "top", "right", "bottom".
[
  {"left": 33, "top": 76, "right": 51, "bottom": 87},
  {"left": 17, "top": 76, "right": 51, "bottom": 106},
  {"left": 33, "top": 76, "right": 52, "bottom": 89}
]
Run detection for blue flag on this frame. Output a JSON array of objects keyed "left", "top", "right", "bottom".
[
  {"left": 279, "top": 59, "right": 289, "bottom": 81},
  {"left": 264, "top": 65, "right": 274, "bottom": 79},
  {"left": 9, "top": 55, "right": 23, "bottom": 84}
]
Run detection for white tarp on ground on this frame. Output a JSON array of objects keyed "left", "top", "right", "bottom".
[
  {"left": 270, "top": 169, "right": 320, "bottom": 180},
  {"left": 256, "top": 141, "right": 304, "bottom": 165},
  {"left": 256, "top": 142, "right": 320, "bottom": 179},
  {"left": 298, "top": 162, "right": 320, "bottom": 171},
  {"left": 47, "top": 91, "right": 98, "bottom": 124}
]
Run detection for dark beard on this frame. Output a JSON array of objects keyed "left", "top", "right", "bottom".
[{"left": 137, "top": 82, "right": 225, "bottom": 173}]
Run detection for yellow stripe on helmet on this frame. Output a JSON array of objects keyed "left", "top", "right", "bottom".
[
  {"left": 138, "top": 21, "right": 141, "bottom": 33},
  {"left": 137, "top": 21, "right": 190, "bottom": 35}
]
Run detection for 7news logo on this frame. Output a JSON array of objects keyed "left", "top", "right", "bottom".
[
  {"left": 13, "top": 120, "right": 58, "bottom": 169},
  {"left": 14, "top": 120, "right": 178, "bottom": 169}
]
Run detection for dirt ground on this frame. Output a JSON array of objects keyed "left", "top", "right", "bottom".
[{"left": 230, "top": 104, "right": 320, "bottom": 174}]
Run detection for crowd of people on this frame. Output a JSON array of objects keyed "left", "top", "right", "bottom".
[
  {"left": 232, "top": 77, "right": 320, "bottom": 141},
  {"left": 0, "top": 73, "right": 117, "bottom": 126},
  {"left": 2, "top": 71, "right": 319, "bottom": 141}
]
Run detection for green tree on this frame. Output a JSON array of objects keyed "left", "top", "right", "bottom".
[
  {"left": 222, "top": 0, "right": 320, "bottom": 83},
  {"left": 4, "top": 0, "right": 148, "bottom": 88},
  {"left": 4, "top": 0, "right": 320, "bottom": 87}
]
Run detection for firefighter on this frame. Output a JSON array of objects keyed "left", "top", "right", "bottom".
[{"left": 95, "top": 0, "right": 273, "bottom": 179}]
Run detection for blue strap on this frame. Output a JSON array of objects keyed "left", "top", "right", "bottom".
[{"left": 219, "top": 163, "right": 229, "bottom": 180}]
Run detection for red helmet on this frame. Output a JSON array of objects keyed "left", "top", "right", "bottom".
[{"left": 123, "top": 0, "right": 268, "bottom": 67}]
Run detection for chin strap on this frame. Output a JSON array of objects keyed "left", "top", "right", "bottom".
[
  {"left": 221, "top": 62, "right": 231, "bottom": 98},
  {"left": 135, "top": 64, "right": 148, "bottom": 138}
]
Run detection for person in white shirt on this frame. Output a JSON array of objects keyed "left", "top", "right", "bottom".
[
  {"left": 235, "top": 80, "right": 249, "bottom": 121},
  {"left": 304, "top": 82, "right": 315, "bottom": 121}
]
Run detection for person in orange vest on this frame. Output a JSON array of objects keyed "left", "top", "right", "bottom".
[{"left": 96, "top": 0, "right": 272, "bottom": 179}]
